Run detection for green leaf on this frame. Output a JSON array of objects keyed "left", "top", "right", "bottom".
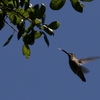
[
  {"left": 16, "top": 8, "right": 29, "bottom": 19},
  {"left": 70, "top": 0, "right": 84, "bottom": 13},
  {"left": 4, "top": 0, "right": 11, "bottom": 4},
  {"left": 43, "top": 33, "right": 49, "bottom": 46},
  {"left": 34, "top": 31, "right": 42, "bottom": 39},
  {"left": 13, "top": 0, "right": 19, "bottom": 8},
  {"left": 9, "top": 14, "right": 22, "bottom": 25},
  {"left": 48, "top": 21, "right": 60, "bottom": 30},
  {"left": 50, "top": 0, "right": 66, "bottom": 10},
  {"left": 7, "top": 1, "right": 14, "bottom": 9},
  {"left": 81, "top": 0, "right": 93, "bottom": 2},
  {"left": 3, "top": 34, "right": 13, "bottom": 47},
  {"left": 34, "top": 18, "right": 41, "bottom": 25},
  {"left": 38, "top": 3, "right": 46, "bottom": 19},
  {"left": 43, "top": 25, "right": 54, "bottom": 36},
  {"left": 22, "top": 44, "right": 30, "bottom": 59}
]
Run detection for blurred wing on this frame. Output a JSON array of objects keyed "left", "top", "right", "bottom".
[
  {"left": 81, "top": 66, "right": 90, "bottom": 74},
  {"left": 79, "top": 57, "right": 100, "bottom": 64}
]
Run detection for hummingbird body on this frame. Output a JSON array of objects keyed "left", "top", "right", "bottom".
[{"left": 58, "top": 48, "right": 100, "bottom": 82}]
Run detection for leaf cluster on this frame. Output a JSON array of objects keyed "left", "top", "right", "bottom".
[
  {"left": 0, "top": 0, "right": 60, "bottom": 59},
  {"left": 0, "top": 0, "right": 93, "bottom": 59},
  {"left": 50, "top": 0, "right": 93, "bottom": 13}
]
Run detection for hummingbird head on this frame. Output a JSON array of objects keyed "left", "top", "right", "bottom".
[
  {"left": 58, "top": 48, "right": 76, "bottom": 59},
  {"left": 66, "top": 53, "right": 76, "bottom": 59}
]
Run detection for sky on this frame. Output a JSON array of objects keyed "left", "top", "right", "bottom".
[{"left": 0, "top": 0, "right": 100, "bottom": 100}]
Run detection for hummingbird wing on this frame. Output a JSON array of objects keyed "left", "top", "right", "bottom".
[
  {"left": 79, "top": 57, "right": 100, "bottom": 64},
  {"left": 81, "top": 66, "right": 90, "bottom": 74}
]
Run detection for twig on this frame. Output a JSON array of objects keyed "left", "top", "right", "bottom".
[{"left": 4, "top": 20, "right": 19, "bottom": 33}]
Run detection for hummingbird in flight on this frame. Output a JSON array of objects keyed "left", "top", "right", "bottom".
[{"left": 58, "top": 48, "right": 100, "bottom": 82}]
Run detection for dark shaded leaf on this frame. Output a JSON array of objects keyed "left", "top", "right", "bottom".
[
  {"left": 23, "top": 30, "right": 35, "bottom": 45},
  {"left": 0, "top": 11, "right": 6, "bottom": 30},
  {"left": 13, "top": 0, "right": 19, "bottom": 8},
  {"left": 38, "top": 3, "right": 46, "bottom": 19},
  {"left": 42, "top": 13, "right": 46, "bottom": 24},
  {"left": 70, "top": 0, "right": 84, "bottom": 13},
  {"left": 0, "top": 21, "right": 5, "bottom": 30},
  {"left": 3, "top": 34, "right": 13, "bottom": 47},
  {"left": 24, "top": 0, "right": 30, "bottom": 11},
  {"left": 20, "top": 0, "right": 25, "bottom": 7},
  {"left": 17, "top": 21, "right": 25, "bottom": 40},
  {"left": 48, "top": 21, "right": 60, "bottom": 30},
  {"left": 22, "top": 43, "right": 30, "bottom": 59},
  {"left": 27, "top": 8, "right": 36, "bottom": 20},
  {"left": 28, "top": 30, "right": 35, "bottom": 45},
  {"left": 81, "top": 0, "right": 93, "bottom": 2},
  {"left": 50, "top": 0, "right": 66, "bottom": 10},
  {"left": 33, "top": 4, "right": 39, "bottom": 18},
  {"left": 33, "top": 4, "right": 39, "bottom": 10},
  {"left": 16, "top": 0, "right": 19, "bottom": 8},
  {"left": 43, "top": 33, "right": 49, "bottom": 46},
  {"left": 43, "top": 25, "right": 54, "bottom": 36}
]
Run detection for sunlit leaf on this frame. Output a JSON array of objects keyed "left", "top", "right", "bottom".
[
  {"left": 34, "top": 18, "right": 41, "bottom": 25},
  {"left": 34, "top": 31, "right": 42, "bottom": 39},
  {"left": 50, "top": 0, "right": 66, "bottom": 10},
  {"left": 48, "top": 21, "right": 60, "bottom": 30},
  {"left": 16, "top": 8, "right": 29, "bottom": 18},
  {"left": 22, "top": 44, "right": 30, "bottom": 59},
  {"left": 9, "top": 14, "right": 21, "bottom": 25},
  {"left": 3, "top": 34, "right": 13, "bottom": 47},
  {"left": 70, "top": 0, "right": 84, "bottom": 13}
]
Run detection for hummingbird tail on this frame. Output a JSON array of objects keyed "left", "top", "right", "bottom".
[{"left": 77, "top": 70, "right": 86, "bottom": 82}]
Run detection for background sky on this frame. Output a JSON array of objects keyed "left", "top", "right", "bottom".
[{"left": 0, "top": 0, "right": 100, "bottom": 100}]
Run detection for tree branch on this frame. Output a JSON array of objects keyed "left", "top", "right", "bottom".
[{"left": 4, "top": 20, "right": 18, "bottom": 33}]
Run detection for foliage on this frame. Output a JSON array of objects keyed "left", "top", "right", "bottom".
[{"left": 0, "top": 0, "right": 93, "bottom": 59}]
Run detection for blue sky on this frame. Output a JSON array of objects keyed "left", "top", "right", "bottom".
[{"left": 0, "top": 0, "right": 100, "bottom": 100}]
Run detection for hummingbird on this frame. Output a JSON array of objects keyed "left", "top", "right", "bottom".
[{"left": 58, "top": 48, "right": 100, "bottom": 82}]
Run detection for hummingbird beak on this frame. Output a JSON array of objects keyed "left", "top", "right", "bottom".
[{"left": 58, "top": 48, "right": 69, "bottom": 55}]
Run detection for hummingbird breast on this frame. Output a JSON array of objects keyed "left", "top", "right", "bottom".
[{"left": 69, "top": 59, "right": 81, "bottom": 74}]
